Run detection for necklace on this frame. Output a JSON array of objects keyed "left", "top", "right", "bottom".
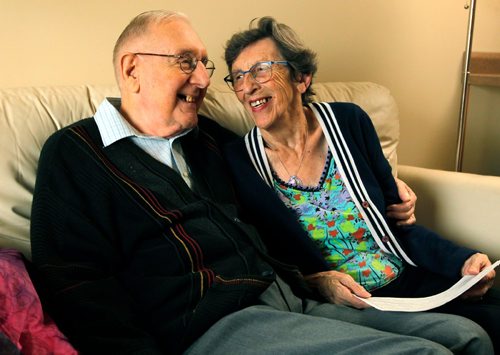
[{"left": 273, "top": 128, "right": 309, "bottom": 186}]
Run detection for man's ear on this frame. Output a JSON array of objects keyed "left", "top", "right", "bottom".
[
  {"left": 296, "top": 73, "right": 312, "bottom": 94},
  {"left": 120, "top": 53, "right": 140, "bottom": 92}
]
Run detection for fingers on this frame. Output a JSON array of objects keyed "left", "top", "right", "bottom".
[
  {"left": 395, "top": 178, "right": 410, "bottom": 201},
  {"left": 305, "top": 271, "right": 371, "bottom": 309},
  {"left": 343, "top": 294, "right": 371, "bottom": 309},
  {"left": 461, "top": 253, "right": 492, "bottom": 276},
  {"left": 460, "top": 277, "right": 494, "bottom": 300},
  {"left": 396, "top": 213, "right": 416, "bottom": 226},
  {"left": 395, "top": 178, "right": 416, "bottom": 203},
  {"left": 340, "top": 282, "right": 372, "bottom": 309},
  {"left": 386, "top": 200, "right": 416, "bottom": 225},
  {"left": 387, "top": 199, "right": 414, "bottom": 214},
  {"left": 387, "top": 178, "right": 417, "bottom": 225},
  {"left": 405, "top": 184, "right": 417, "bottom": 205},
  {"left": 321, "top": 281, "right": 371, "bottom": 309},
  {"left": 460, "top": 253, "right": 496, "bottom": 300},
  {"left": 340, "top": 276, "right": 371, "bottom": 298}
]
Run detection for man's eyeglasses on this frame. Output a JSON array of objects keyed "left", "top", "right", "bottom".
[
  {"left": 224, "top": 61, "right": 290, "bottom": 92},
  {"left": 134, "top": 52, "right": 215, "bottom": 77}
]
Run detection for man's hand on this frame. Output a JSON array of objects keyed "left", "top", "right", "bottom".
[
  {"left": 387, "top": 178, "right": 417, "bottom": 226},
  {"left": 460, "top": 253, "right": 495, "bottom": 300},
  {"left": 304, "top": 270, "right": 371, "bottom": 309}
]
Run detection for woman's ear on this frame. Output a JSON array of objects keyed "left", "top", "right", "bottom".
[
  {"left": 120, "top": 53, "right": 140, "bottom": 93},
  {"left": 295, "top": 73, "right": 312, "bottom": 94}
]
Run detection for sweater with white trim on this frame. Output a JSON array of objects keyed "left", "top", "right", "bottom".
[{"left": 223, "top": 102, "right": 477, "bottom": 280}]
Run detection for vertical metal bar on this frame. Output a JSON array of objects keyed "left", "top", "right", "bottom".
[{"left": 455, "top": 0, "right": 477, "bottom": 171}]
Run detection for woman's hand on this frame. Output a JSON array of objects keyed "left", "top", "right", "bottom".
[
  {"left": 304, "top": 270, "right": 371, "bottom": 309},
  {"left": 460, "top": 253, "right": 496, "bottom": 300},
  {"left": 387, "top": 178, "right": 417, "bottom": 226}
]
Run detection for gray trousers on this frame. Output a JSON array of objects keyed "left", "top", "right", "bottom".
[{"left": 186, "top": 277, "right": 493, "bottom": 354}]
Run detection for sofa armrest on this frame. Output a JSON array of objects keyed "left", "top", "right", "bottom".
[{"left": 398, "top": 165, "right": 500, "bottom": 281}]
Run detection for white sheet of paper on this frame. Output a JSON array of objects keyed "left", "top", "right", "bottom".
[{"left": 355, "top": 260, "right": 500, "bottom": 312}]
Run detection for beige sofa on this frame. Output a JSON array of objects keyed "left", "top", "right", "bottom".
[{"left": 1, "top": 81, "right": 499, "bottom": 283}]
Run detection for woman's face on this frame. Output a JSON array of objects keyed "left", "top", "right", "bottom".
[{"left": 230, "top": 38, "right": 307, "bottom": 131}]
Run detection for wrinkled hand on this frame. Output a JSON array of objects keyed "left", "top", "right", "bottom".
[
  {"left": 387, "top": 178, "right": 417, "bottom": 226},
  {"left": 460, "top": 253, "right": 496, "bottom": 300},
  {"left": 304, "top": 270, "right": 371, "bottom": 309}
]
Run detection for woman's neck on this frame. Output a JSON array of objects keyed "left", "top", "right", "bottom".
[{"left": 262, "top": 106, "right": 328, "bottom": 187}]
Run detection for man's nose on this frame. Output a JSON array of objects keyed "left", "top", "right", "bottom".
[{"left": 190, "top": 62, "right": 210, "bottom": 88}]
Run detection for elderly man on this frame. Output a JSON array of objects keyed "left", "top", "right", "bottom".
[{"left": 30, "top": 10, "right": 492, "bottom": 354}]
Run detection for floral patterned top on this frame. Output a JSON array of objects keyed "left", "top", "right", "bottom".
[{"left": 273, "top": 150, "right": 404, "bottom": 291}]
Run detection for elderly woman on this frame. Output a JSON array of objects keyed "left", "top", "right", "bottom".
[{"left": 222, "top": 16, "right": 500, "bottom": 352}]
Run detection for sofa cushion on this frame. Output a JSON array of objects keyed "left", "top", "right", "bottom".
[
  {"left": 0, "top": 85, "right": 119, "bottom": 257},
  {"left": 0, "top": 81, "right": 399, "bottom": 258}
]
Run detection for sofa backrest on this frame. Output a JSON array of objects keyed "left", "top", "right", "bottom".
[
  {"left": 0, "top": 81, "right": 399, "bottom": 259},
  {"left": 200, "top": 82, "right": 400, "bottom": 167}
]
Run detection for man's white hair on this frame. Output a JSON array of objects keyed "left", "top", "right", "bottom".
[{"left": 112, "top": 10, "right": 190, "bottom": 84}]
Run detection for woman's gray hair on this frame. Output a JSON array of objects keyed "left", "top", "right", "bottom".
[
  {"left": 112, "top": 10, "right": 189, "bottom": 83},
  {"left": 224, "top": 17, "right": 318, "bottom": 103}
]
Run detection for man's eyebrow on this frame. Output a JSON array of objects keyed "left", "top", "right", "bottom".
[{"left": 176, "top": 49, "right": 208, "bottom": 59}]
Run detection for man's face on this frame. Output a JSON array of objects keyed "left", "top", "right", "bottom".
[{"left": 126, "top": 18, "right": 211, "bottom": 137}]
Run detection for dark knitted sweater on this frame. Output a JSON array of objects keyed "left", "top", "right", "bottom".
[{"left": 30, "top": 116, "right": 279, "bottom": 354}]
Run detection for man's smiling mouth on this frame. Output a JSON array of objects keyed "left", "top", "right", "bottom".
[{"left": 178, "top": 94, "right": 196, "bottom": 103}]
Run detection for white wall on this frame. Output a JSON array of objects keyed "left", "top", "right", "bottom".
[{"left": 1, "top": 0, "right": 498, "bottom": 172}]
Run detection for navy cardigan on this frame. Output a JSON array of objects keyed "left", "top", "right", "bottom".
[{"left": 223, "top": 102, "right": 476, "bottom": 280}]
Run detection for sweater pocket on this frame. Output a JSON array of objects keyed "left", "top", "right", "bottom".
[{"left": 180, "top": 274, "right": 273, "bottom": 350}]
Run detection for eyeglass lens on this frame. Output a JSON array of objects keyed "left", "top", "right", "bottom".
[
  {"left": 231, "top": 62, "right": 273, "bottom": 91},
  {"left": 179, "top": 55, "right": 215, "bottom": 77}
]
